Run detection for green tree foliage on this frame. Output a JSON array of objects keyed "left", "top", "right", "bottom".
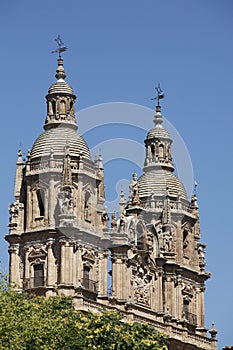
[{"left": 0, "top": 276, "right": 168, "bottom": 350}]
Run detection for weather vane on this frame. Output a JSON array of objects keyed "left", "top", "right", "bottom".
[
  {"left": 151, "top": 83, "right": 165, "bottom": 106},
  {"left": 51, "top": 35, "right": 68, "bottom": 58}
]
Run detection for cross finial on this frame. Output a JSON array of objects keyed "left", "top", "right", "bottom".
[
  {"left": 51, "top": 35, "right": 68, "bottom": 58},
  {"left": 151, "top": 83, "right": 165, "bottom": 106}
]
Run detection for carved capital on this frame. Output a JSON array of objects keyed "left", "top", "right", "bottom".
[
  {"left": 46, "top": 238, "right": 55, "bottom": 249},
  {"left": 8, "top": 244, "right": 19, "bottom": 254}
]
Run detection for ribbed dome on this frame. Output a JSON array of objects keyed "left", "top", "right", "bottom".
[
  {"left": 48, "top": 79, "right": 74, "bottom": 95},
  {"left": 31, "top": 126, "right": 91, "bottom": 160},
  {"left": 138, "top": 169, "right": 187, "bottom": 200},
  {"left": 147, "top": 127, "right": 170, "bottom": 140}
]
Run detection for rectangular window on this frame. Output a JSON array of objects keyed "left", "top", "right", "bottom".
[
  {"left": 183, "top": 299, "right": 189, "bottom": 320},
  {"left": 34, "top": 264, "right": 44, "bottom": 287},
  {"left": 83, "top": 265, "right": 90, "bottom": 289}
]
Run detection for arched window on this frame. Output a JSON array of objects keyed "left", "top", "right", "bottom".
[
  {"left": 183, "top": 229, "right": 189, "bottom": 256},
  {"left": 159, "top": 144, "right": 164, "bottom": 159},
  {"left": 52, "top": 100, "right": 56, "bottom": 115},
  {"left": 70, "top": 101, "right": 74, "bottom": 114},
  {"left": 84, "top": 192, "right": 91, "bottom": 222},
  {"left": 60, "top": 100, "right": 66, "bottom": 114},
  {"left": 151, "top": 144, "right": 155, "bottom": 156},
  {"left": 36, "top": 189, "right": 45, "bottom": 217}
]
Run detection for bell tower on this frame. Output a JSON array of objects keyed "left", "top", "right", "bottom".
[
  {"left": 110, "top": 94, "right": 217, "bottom": 350},
  {"left": 6, "top": 52, "right": 217, "bottom": 349},
  {"left": 5, "top": 54, "right": 108, "bottom": 300}
]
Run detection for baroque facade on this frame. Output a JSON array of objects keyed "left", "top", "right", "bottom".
[{"left": 5, "top": 57, "right": 218, "bottom": 350}]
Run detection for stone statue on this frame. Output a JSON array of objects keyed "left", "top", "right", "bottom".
[
  {"left": 163, "top": 231, "right": 174, "bottom": 252},
  {"left": 58, "top": 190, "right": 73, "bottom": 215},
  {"left": 119, "top": 211, "right": 126, "bottom": 232},
  {"left": 129, "top": 173, "right": 140, "bottom": 205},
  {"left": 9, "top": 201, "right": 19, "bottom": 221},
  {"left": 102, "top": 209, "right": 109, "bottom": 226},
  {"left": 111, "top": 211, "right": 117, "bottom": 228}
]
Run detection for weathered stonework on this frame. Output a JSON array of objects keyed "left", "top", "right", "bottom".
[{"left": 5, "top": 58, "right": 218, "bottom": 350}]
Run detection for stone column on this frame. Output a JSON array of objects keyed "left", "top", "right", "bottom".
[
  {"left": 155, "top": 258, "right": 165, "bottom": 312},
  {"left": 24, "top": 246, "right": 30, "bottom": 288},
  {"left": 18, "top": 203, "right": 24, "bottom": 233},
  {"left": 67, "top": 242, "right": 73, "bottom": 284},
  {"left": 73, "top": 244, "right": 77, "bottom": 286},
  {"left": 197, "top": 286, "right": 205, "bottom": 328},
  {"left": 26, "top": 185, "right": 32, "bottom": 230},
  {"left": 165, "top": 276, "right": 175, "bottom": 316},
  {"left": 156, "top": 269, "right": 163, "bottom": 312},
  {"left": 59, "top": 239, "right": 73, "bottom": 286},
  {"left": 59, "top": 238, "right": 67, "bottom": 285},
  {"left": 76, "top": 245, "right": 83, "bottom": 285},
  {"left": 150, "top": 275, "right": 156, "bottom": 311},
  {"left": 176, "top": 279, "right": 183, "bottom": 320}
]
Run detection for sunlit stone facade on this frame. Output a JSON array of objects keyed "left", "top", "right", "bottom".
[{"left": 5, "top": 58, "right": 218, "bottom": 350}]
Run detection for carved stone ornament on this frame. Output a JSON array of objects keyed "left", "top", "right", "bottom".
[
  {"left": 9, "top": 201, "right": 20, "bottom": 221},
  {"left": 132, "top": 266, "right": 152, "bottom": 305},
  {"left": 58, "top": 190, "right": 74, "bottom": 215},
  {"left": 82, "top": 248, "right": 97, "bottom": 264},
  {"left": 28, "top": 245, "right": 47, "bottom": 262},
  {"left": 162, "top": 229, "right": 175, "bottom": 253},
  {"left": 182, "top": 283, "right": 194, "bottom": 302},
  {"left": 130, "top": 252, "right": 155, "bottom": 306}
]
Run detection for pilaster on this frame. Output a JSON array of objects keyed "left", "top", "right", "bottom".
[
  {"left": 98, "top": 251, "right": 109, "bottom": 299},
  {"left": 9, "top": 243, "right": 21, "bottom": 288},
  {"left": 111, "top": 250, "right": 129, "bottom": 301}
]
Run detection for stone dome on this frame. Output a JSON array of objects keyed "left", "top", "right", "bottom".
[
  {"left": 146, "top": 127, "right": 170, "bottom": 140},
  {"left": 138, "top": 168, "right": 187, "bottom": 200},
  {"left": 31, "top": 126, "right": 91, "bottom": 160},
  {"left": 48, "top": 79, "right": 74, "bottom": 95}
]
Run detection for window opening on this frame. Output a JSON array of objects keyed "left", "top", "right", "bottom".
[{"left": 34, "top": 264, "right": 44, "bottom": 287}]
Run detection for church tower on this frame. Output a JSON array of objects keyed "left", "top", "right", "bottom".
[
  {"left": 6, "top": 54, "right": 217, "bottom": 349},
  {"left": 110, "top": 103, "right": 218, "bottom": 350},
  {"left": 6, "top": 57, "right": 109, "bottom": 300}
]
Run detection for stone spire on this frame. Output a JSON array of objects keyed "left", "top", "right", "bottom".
[{"left": 14, "top": 149, "right": 24, "bottom": 201}]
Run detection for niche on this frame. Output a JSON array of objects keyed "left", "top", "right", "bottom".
[{"left": 84, "top": 192, "right": 91, "bottom": 222}]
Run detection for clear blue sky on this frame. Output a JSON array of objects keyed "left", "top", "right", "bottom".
[{"left": 1, "top": 1, "right": 233, "bottom": 348}]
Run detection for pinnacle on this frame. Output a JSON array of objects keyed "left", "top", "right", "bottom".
[{"left": 55, "top": 58, "right": 67, "bottom": 80}]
